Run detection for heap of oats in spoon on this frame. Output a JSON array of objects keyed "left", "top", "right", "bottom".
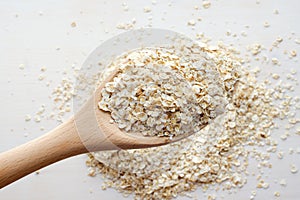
[{"left": 98, "top": 48, "right": 227, "bottom": 138}]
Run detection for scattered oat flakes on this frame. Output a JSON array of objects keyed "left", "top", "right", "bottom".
[
  {"left": 272, "top": 74, "right": 280, "bottom": 80},
  {"left": 101, "top": 184, "right": 107, "bottom": 190},
  {"left": 70, "top": 22, "right": 77, "bottom": 28},
  {"left": 276, "top": 37, "right": 283, "bottom": 43},
  {"left": 290, "top": 164, "right": 298, "bottom": 174},
  {"left": 250, "top": 190, "right": 257, "bottom": 200},
  {"left": 280, "top": 134, "right": 287, "bottom": 140},
  {"left": 187, "top": 19, "right": 196, "bottom": 26},
  {"left": 25, "top": 114, "right": 31, "bottom": 122},
  {"left": 38, "top": 74, "right": 45, "bottom": 81},
  {"left": 34, "top": 115, "right": 41, "bottom": 123},
  {"left": 143, "top": 6, "right": 152, "bottom": 13},
  {"left": 257, "top": 179, "right": 269, "bottom": 189},
  {"left": 202, "top": 1, "right": 211, "bottom": 9},
  {"left": 271, "top": 37, "right": 283, "bottom": 50},
  {"left": 207, "top": 194, "right": 216, "bottom": 200},
  {"left": 290, "top": 69, "right": 297, "bottom": 75},
  {"left": 116, "top": 19, "right": 136, "bottom": 30},
  {"left": 271, "top": 58, "right": 280, "bottom": 65},
  {"left": 249, "top": 43, "right": 262, "bottom": 55},
  {"left": 274, "top": 191, "right": 280, "bottom": 197},
  {"left": 51, "top": 77, "right": 75, "bottom": 121},
  {"left": 41, "top": 66, "right": 47, "bottom": 72},
  {"left": 88, "top": 168, "right": 96, "bottom": 177},
  {"left": 290, "top": 50, "right": 297, "bottom": 57},
  {"left": 122, "top": 2, "right": 129, "bottom": 11},
  {"left": 263, "top": 21, "right": 270, "bottom": 28},
  {"left": 19, "top": 64, "right": 25, "bottom": 70},
  {"left": 279, "top": 178, "right": 287, "bottom": 186},
  {"left": 241, "top": 31, "right": 247, "bottom": 37}
]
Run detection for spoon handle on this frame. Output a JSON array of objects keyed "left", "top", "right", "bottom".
[{"left": 0, "top": 117, "right": 86, "bottom": 189}]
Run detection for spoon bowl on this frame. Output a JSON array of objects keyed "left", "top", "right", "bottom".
[{"left": 75, "top": 67, "right": 174, "bottom": 152}]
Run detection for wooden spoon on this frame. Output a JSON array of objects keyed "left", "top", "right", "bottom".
[{"left": 0, "top": 69, "right": 180, "bottom": 189}]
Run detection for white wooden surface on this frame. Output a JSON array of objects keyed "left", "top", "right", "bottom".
[{"left": 0, "top": 0, "right": 300, "bottom": 199}]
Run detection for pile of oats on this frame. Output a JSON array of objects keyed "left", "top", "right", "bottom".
[
  {"left": 98, "top": 48, "right": 227, "bottom": 137},
  {"left": 84, "top": 42, "right": 283, "bottom": 199}
]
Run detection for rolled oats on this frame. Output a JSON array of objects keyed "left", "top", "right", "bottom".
[
  {"left": 86, "top": 42, "right": 287, "bottom": 199},
  {"left": 98, "top": 48, "right": 226, "bottom": 138}
]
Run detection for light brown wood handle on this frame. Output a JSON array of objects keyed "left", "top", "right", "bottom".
[{"left": 0, "top": 117, "right": 87, "bottom": 189}]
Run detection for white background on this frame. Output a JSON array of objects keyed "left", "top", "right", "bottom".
[{"left": 0, "top": 0, "right": 300, "bottom": 199}]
